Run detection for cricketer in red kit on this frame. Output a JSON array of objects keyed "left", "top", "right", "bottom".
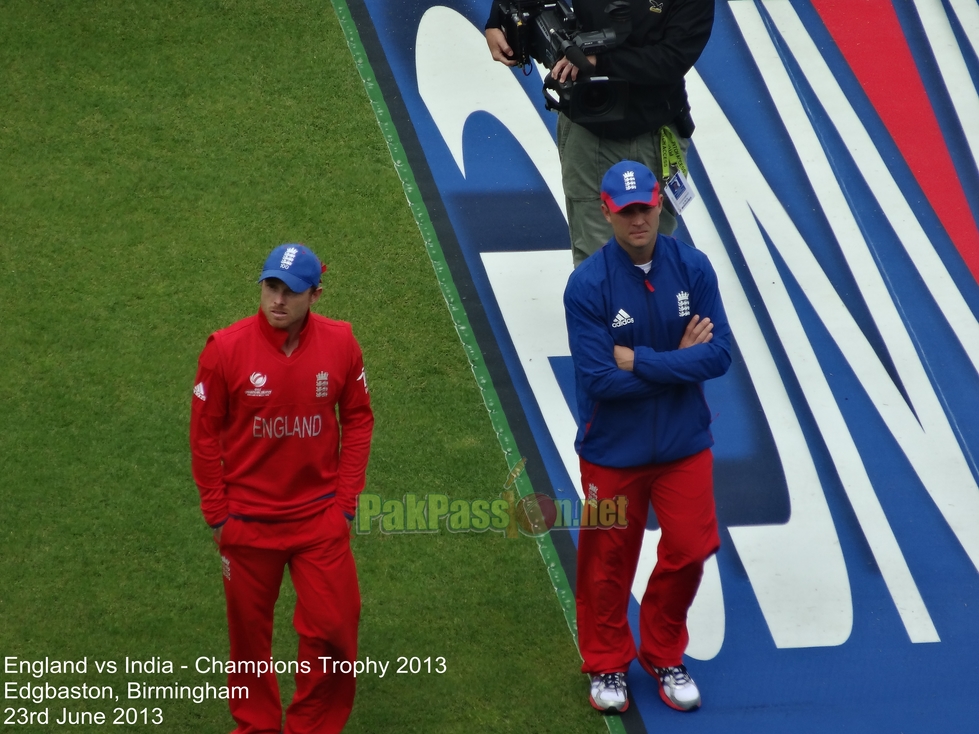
[{"left": 190, "top": 243, "right": 374, "bottom": 734}]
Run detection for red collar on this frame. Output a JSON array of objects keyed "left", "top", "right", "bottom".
[{"left": 256, "top": 308, "right": 311, "bottom": 354}]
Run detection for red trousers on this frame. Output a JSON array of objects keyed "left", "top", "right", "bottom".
[
  {"left": 576, "top": 449, "right": 719, "bottom": 673},
  {"left": 219, "top": 505, "right": 360, "bottom": 734}
]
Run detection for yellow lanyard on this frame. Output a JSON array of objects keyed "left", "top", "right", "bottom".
[{"left": 659, "top": 125, "right": 688, "bottom": 179}]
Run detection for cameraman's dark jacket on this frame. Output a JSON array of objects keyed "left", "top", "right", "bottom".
[{"left": 486, "top": 0, "right": 714, "bottom": 139}]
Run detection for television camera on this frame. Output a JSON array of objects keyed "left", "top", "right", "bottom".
[{"left": 496, "top": 0, "right": 631, "bottom": 124}]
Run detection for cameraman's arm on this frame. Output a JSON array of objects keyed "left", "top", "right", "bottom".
[
  {"left": 484, "top": 3, "right": 502, "bottom": 30},
  {"left": 484, "top": 4, "right": 519, "bottom": 66},
  {"left": 596, "top": 0, "right": 714, "bottom": 87},
  {"left": 486, "top": 28, "right": 518, "bottom": 66}
]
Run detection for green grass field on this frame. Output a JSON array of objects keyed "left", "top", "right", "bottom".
[{"left": 0, "top": 1, "right": 608, "bottom": 731}]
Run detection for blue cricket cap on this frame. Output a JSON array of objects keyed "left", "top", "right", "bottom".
[
  {"left": 258, "top": 244, "right": 324, "bottom": 293},
  {"left": 600, "top": 160, "right": 660, "bottom": 213}
]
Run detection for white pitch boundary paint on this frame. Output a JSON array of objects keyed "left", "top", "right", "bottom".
[
  {"left": 681, "top": 185, "right": 854, "bottom": 648},
  {"left": 735, "top": 0, "right": 979, "bottom": 614},
  {"left": 915, "top": 0, "right": 979, "bottom": 176},
  {"left": 479, "top": 251, "right": 578, "bottom": 493},
  {"left": 416, "top": 6, "right": 567, "bottom": 219},
  {"left": 685, "top": 67, "right": 939, "bottom": 643},
  {"left": 948, "top": 0, "right": 979, "bottom": 67},
  {"left": 763, "top": 0, "right": 979, "bottom": 376}
]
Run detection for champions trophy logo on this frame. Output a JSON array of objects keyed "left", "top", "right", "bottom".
[{"left": 246, "top": 372, "right": 272, "bottom": 397}]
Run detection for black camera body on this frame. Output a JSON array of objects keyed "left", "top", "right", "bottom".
[{"left": 497, "top": 0, "right": 631, "bottom": 124}]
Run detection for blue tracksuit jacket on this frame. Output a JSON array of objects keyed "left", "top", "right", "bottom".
[{"left": 564, "top": 235, "right": 732, "bottom": 467}]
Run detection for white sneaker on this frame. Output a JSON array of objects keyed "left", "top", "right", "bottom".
[
  {"left": 653, "top": 665, "right": 701, "bottom": 711},
  {"left": 589, "top": 672, "right": 629, "bottom": 713}
]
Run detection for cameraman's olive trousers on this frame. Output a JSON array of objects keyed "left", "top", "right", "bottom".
[{"left": 557, "top": 113, "right": 688, "bottom": 267}]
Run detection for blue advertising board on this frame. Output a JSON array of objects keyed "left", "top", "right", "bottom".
[{"left": 339, "top": 1, "right": 979, "bottom": 730}]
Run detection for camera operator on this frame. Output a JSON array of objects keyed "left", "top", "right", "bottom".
[{"left": 485, "top": 0, "right": 714, "bottom": 267}]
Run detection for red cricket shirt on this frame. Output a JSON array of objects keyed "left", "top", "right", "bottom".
[{"left": 190, "top": 310, "right": 374, "bottom": 526}]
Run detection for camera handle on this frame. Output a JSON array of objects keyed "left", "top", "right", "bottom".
[
  {"left": 542, "top": 74, "right": 572, "bottom": 113},
  {"left": 560, "top": 40, "right": 596, "bottom": 75}
]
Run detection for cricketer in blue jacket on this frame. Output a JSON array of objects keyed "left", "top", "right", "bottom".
[{"left": 564, "top": 160, "right": 731, "bottom": 716}]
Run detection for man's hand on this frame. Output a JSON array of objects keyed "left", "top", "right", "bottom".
[
  {"left": 615, "top": 315, "right": 712, "bottom": 370},
  {"left": 679, "top": 315, "right": 713, "bottom": 349},
  {"left": 551, "top": 55, "right": 598, "bottom": 83},
  {"left": 212, "top": 526, "right": 222, "bottom": 545},
  {"left": 614, "top": 345, "right": 635, "bottom": 372},
  {"left": 486, "top": 28, "right": 518, "bottom": 66}
]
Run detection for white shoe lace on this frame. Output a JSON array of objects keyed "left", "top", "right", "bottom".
[
  {"left": 655, "top": 665, "right": 696, "bottom": 691},
  {"left": 600, "top": 672, "right": 626, "bottom": 694},
  {"left": 657, "top": 665, "right": 692, "bottom": 688}
]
